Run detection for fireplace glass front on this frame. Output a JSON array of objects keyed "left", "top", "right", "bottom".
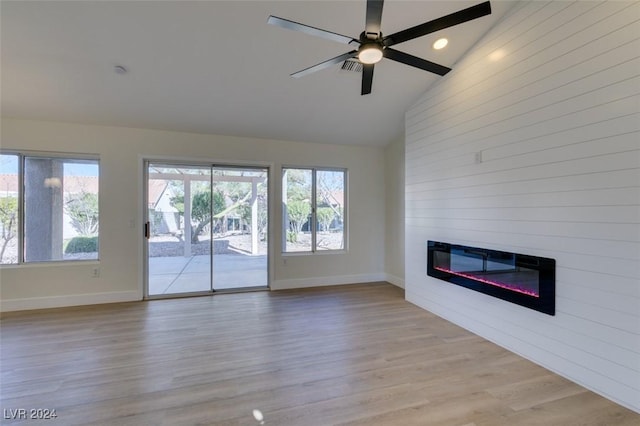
[{"left": 427, "top": 241, "right": 555, "bottom": 315}]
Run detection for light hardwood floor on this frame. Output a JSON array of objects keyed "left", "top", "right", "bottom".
[{"left": 1, "top": 283, "right": 638, "bottom": 425}]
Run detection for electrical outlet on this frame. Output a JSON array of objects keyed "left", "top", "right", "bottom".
[{"left": 91, "top": 268, "right": 100, "bottom": 278}]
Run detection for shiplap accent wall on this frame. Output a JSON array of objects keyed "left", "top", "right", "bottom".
[{"left": 404, "top": 0, "right": 639, "bottom": 412}]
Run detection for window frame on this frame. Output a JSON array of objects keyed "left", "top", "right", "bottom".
[
  {"left": 282, "top": 166, "right": 347, "bottom": 254},
  {"left": 0, "top": 150, "right": 100, "bottom": 265}
]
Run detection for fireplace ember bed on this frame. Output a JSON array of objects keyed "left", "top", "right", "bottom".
[{"left": 427, "top": 241, "right": 555, "bottom": 315}]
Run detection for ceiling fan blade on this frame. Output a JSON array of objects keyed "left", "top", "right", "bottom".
[
  {"left": 384, "top": 48, "right": 451, "bottom": 76},
  {"left": 383, "top": 1, "right": 491, "bottom": 47},
  {"left": 361, "top": 64, "right": 374, "bottom": 95},
  {"left": 365, "top": 0, "right": 384, "bottom": 38},
  {"left": 291, "top": 51, "right": 358, "bottom": 78},
  {"left": 268, "top": 15, "right": 359, "bottom": 46}
]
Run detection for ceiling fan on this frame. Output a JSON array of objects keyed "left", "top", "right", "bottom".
[{"left": 268, "top": 0, "right": 491, "bottom": 95}]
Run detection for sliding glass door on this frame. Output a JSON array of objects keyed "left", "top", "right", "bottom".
[
  {"left": 145, "top": 162, "right": 268, "bottom": 297},
  {"left": 210, "top": 166, "right": 268, "bottom": 290}
]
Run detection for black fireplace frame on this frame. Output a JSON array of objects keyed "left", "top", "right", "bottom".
[{"left": 427, "top": 241, "right": 555, "bottom": 315}]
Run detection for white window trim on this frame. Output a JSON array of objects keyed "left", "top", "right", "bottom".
[
  {"left": 0, "top": 150, "right": 100, "bottom": 265},
  {"left": 281, "top": 166, "right": 347, "bottom": 254}
]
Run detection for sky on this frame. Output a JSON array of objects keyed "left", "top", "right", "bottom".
[{"left": 0, "top": 154, "right": 99, "bottom": 176}]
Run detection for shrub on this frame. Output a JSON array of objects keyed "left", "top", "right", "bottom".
[
  {"left": 65, "top": 236, "right": 98, "bottom": 254},
  {"left": 316, "top": 207, "right": 335, "bottom": 232},
  {"left": 286, "top": 200, "right": 310, "bottom": 235},
  {"left": 286, "top": 230, "right": 298, "bottom": 243},
  {"left": 65, "top": 192, "right": 99, "bottom": 235}
]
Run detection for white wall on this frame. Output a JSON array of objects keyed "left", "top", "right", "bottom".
[
  {"left": 0, "top": 118, "right": 386, "bottom": 310},
  {"left": 405, "top": 0, "right": 639, "bottom": 413},
  {"left": 384, "top": 134, "right": 405, "bottom": 288}
]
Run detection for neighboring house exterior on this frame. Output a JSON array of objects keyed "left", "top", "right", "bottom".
[{"left": 147, "top": 179, "right": 181, "bottom": 235}]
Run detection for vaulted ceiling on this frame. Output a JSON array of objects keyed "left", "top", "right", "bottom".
[{"left": 1, "top": 1, "right": 516, "bottom": 147}]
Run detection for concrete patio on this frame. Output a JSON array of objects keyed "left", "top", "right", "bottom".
[{"left": 148, "top": 254, "right": 267, "bottom": 295}]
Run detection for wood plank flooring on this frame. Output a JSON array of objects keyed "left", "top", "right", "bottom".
[{"left": 1, "top": 283, "right": 638, "bottom": 425}]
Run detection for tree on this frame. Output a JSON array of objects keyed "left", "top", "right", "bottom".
[
  {"left": 65, "top": 191, "right": 99, "bottom": 236},
  {"left": 317, "top": 171, "right": 344, "bottom": 224},
  {"left": 283, "top": 169, "right": 311, "bottom": 202},
  {"left": 0, "top": 197, "right": 17, "bottom": 262},
  {"left": 287, "top": 200, "right": 311, "bottom": 235},
  {"left": 171, "top": 189, "right": 226, "bottom": 243},
  {"left": 256, "top": 193, "right": 268, "bottom": 240},
  {"left": 201, "top": 190, "right": 226, "bottom": 241},
  {"left": 316, "top": 207, "right": 335, "bottom": 232},
  {"left": 237, "top": 184, "right": 268, "bottom": 239}
]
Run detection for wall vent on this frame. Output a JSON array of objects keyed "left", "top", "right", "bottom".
[{"left": 341, "top": 60, "right": 363, "bottom": 73}]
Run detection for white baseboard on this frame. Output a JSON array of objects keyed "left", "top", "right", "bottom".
[
  {"left": 1, "top": 291, "right": 140, "bottom": 312},
  {"left": 272, "top": 273, "right": 386, "bottom": 290},
  {"left": 1, "top": 274, "right": 402, "bottom": 311},
  {"left": 385, "top": 274, "right": 405, "bottom": 289}
]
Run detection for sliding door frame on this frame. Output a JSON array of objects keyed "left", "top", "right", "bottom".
[{"left": 142, "top": 157, "right": 273, "bottom": 300}]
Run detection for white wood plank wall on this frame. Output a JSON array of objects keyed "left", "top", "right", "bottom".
[{"left": 404, "top": 0, "right": 640, "bottom": 412}]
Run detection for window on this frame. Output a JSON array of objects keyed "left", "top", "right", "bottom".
[
  {"left": 0, "top": 152, "right": 99, "bottom": 264},
  {"left": 282, "top": 167, "right": 345, "bottom": 253},
  {"left": 0, "top": 154, "right": 19, "bottom": 264}
]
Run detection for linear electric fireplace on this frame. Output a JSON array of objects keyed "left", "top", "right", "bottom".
[{"left": 427, "top": 241, "right": 555, "bottom": 315}]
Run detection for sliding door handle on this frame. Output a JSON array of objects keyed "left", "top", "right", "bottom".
[{"left": 144, "top": 221, "right": 150, "bottom": 239}]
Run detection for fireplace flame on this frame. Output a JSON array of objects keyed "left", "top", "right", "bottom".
[{"left": 434, "top": 266, "right": 539, "bottom": 297}]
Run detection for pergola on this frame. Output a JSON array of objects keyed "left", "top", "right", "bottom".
[{"left": 149, "top": 171, "right": 266, "bottom": 257}]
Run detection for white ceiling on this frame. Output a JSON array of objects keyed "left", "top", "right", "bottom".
[{"left": 1, "top": 1, "right": 516, "bottom": 147}]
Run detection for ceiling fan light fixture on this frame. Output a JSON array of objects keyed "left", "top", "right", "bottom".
[{"left": 358, "top": 45, "right": 383, "bottom": 64}]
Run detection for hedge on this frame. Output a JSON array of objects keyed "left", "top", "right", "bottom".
[{"left": 65, "top": 236, "right": 98, "bottom": 254}]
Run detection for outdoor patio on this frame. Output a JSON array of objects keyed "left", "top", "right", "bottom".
[{"left": 148, "top": 253, "right": 267, "bottom": 295}]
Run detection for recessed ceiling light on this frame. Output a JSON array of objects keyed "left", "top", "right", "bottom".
[
  {"left": 114, "top": 65, "right": 128, "bottom": 74},
  {"left": 489, "top": 49, "right": 506, "bottom": 61},
  {"left": 433, "top": 38, "right": 448, "bottom": 50}
]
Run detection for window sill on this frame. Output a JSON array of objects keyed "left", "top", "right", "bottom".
[
  {"left": 0, "top": 259, "right": 100, "bottom": 269},
  {"left": 282, "top": 249, "right": 347, "bottom": 257}
]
